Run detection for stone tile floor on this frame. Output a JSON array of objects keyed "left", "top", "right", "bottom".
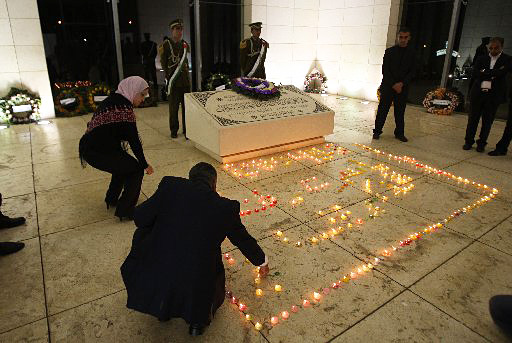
[{"left": 1, "top": 95, "right": 511, "bottom": 342}]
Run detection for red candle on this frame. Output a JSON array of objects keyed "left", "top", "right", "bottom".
[
  {"left": 291, "top": 305, "right": 299, "bottom": 313},
  {"left": 281, "top": 311, "right": 289, "bottom": 320}
]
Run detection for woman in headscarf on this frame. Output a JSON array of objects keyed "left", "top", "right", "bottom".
[{"left": 79, "top": 76, "right": 154, "bottom": 220}]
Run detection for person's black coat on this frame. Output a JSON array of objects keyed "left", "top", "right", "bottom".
[
  {"left": 120, "top": 176, "right": 265, "bottom": 324},
  {"left": 470, "top": 53, "right": 511, "bottom": 104},
  {"left": 380, "top": 45, "right": 416, "bottom": 90}
]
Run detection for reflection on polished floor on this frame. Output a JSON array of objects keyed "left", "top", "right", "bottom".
[{"left": 1, "top": 95, "right": 511, "bottom": 342}]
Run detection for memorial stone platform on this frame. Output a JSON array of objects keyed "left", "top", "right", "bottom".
[{"left": 185, "top": 85, "right": 334, "bottom": 163}]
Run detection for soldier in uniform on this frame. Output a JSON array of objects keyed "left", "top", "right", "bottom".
[
  {"left": 240, "top": 22, "right": 269, "bottom": 79},
  {"left": 160, "top": 19, "right": 190, "bottom": 139}
]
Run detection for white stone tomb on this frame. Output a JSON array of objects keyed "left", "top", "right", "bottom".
[{"left": 185, "top": 85, "right": 334, "bottom": 163}]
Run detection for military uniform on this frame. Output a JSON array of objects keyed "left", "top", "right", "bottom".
[
  {"left": 240, "top": 22, "right": 269, "bottom": 79},
  {"left": 161, "top": 19, "right": 191, "bottom": 138}
]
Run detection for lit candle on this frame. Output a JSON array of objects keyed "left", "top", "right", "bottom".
[
  {"left": 291, "top": 305, "right": 299, "bottom": 312},
  {"left": 283, "top": 237, "right": 289, "bottom": 243},
  {"left": 303, "top": 299, "right": 311, "bottom": 307},
  {"left": 230, "top": 296, "right": 238, "bottom": 304},
  {"left": 295, "top": 241, "right": 302, "bottom": 247},
  {"left": 254, "top": 277, "right": 261, "bottom": 284},
  {"left": 311, "top": 237, "right": 319, "bottom": 243},
  {"left": 239, "top": 303, "right": 247, "bottom": 311},
  {"left": 343, "top": 276, "right": 350, "bottom": 283},
  {"left": 228, "top": 258, "right": 235, "bottom": 265},
  {"left": 245, "top": 314, "right": 252, "bottom": 321},
  {"left": 271, "top": 316, "right": 279, "bottom": 325},
  {"left": 254, "top": 322, "right": 263, "bottom": 331},
  {"left": 255, "top": 289, "right": 263, "bottom": 296},
  {"left": 281, "top": 311, "right": 290, "bottom": 319},
  {"left": 274, "top": 284, "right": 282, "bottom": 292},
  {"left": 276, "top": 230, "right": 283, "bottom": 237},
  {"left": 313, "top": 292, "right": 322, "bottom": 300}
]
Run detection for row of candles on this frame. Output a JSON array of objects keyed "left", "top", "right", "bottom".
[
  {"left": 240, "top": 189, "right": 278, "bottom": 217},
  {"left": 224, "top": 145, "right": 499, "bottom": 331},
  {"left": 223, "top": 144, "right": 350, "bottom": 181}
]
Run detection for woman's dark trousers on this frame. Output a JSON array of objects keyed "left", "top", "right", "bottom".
[{"left": 83, "top": 149, "right": 144, "bottom": 218}]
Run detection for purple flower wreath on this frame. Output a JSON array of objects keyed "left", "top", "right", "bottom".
[{"left": 232, "top": 77, "right": 280, "bottom": 100}]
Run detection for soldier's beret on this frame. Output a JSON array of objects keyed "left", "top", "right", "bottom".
[
  {"left": 169, "top": 19, "right": 184, "bottom": 29},
  {"left": 249, "top": 22, "right": 262, "bottom": 29}
]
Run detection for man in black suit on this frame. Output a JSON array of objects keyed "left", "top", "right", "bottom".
[
  {"left": 488, "top": 88, "right": 512, "bottom": 156},
  {"left": 140, "top": 33, "right": 158, "bottom": 103},
  {"left": 373, "top": 27, "right": 416, "bottom": 142},
  {"left": 121, "top": 163, "right": 269, "bottom": 336},
  {"left": 469, "top": 37, "right": 490, "bottom": 92},
  {"left": 464, "top": 37, "right": 511, "bottom": 152}
]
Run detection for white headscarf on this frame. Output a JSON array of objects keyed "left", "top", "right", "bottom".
[{"left": 115, "top": 76, "right": 149, "bottom": 104}]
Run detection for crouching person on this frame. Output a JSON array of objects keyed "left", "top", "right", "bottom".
[{"left": 121, "top": 162, "right": 269, "bottom": 336}]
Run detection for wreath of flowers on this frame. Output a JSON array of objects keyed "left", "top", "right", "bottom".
[
  {"left": 55, "top": 88, "right": 88, "bottom": 117},
  {"left": 422, "top": 88, "right": 460, "bottom": 115},
  {"left": 205, "top": 73, "right": 232, "bottom": 91},
  {"left": 0, "top": 99, "right": 11, "bottom": 125},
  {"left": 86, "top": 84, "right": 112, "bottom": 112},
  {"left": 54, "top": 81, "right": 93, "bottom": 89},
  {"left": 232, "top": 77, "right": 280, "bottom": 100},
  {"left": 2, "top": 88, "right": 41, "bottom": 124},
  {"left": 304, "top": 69, "right": 327, "bottom": 94}
]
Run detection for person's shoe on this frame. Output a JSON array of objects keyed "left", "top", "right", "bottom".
[
  {"left": 395, "top": 135, "right": 408, "bottom": 142},
  {"left": 462, "top": 143, "right": 472, "bottom": 150},
  {"left": 0, "top": 213, "right": 26, "bottom": 230},
  {"left": 372, "top": 133, "right": 380, "bottom": 140},
  {"left": 171, "top": 133, "right": 178, "bottom": 139},
  {"left": 476, "top": 145, "right": 485, "bottom": 153},
  {"left": 189, "top": 324, "right": 206, "bottom": 336},
  {"left": 0, "top": 241, "right": 25, "bottom": 256},
  {"left": 116, "top": 214, "right": 133, "bottom": 222},
  {"left": 488, "top": 150, "right": 507, "bottom": 156}
]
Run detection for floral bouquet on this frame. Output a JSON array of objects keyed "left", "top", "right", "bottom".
[{"left": 232, "top": 77, "right": 280, "bottom": 100}]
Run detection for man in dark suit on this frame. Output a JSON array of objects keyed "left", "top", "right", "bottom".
[
  {"left": 464, "top": 37, "right": 511, "bottom": 152},
  {"left": 489, "top": 87, "right": 512, "bottom": 156},
  {"left": 121, "top": 163, "right": 269, "bottom": 336},
  {"left": 373, "top": 27, "right": 416, "bottom": 142},
  {"left": 469, "top": 37, "right": 491, "bottom": 92},
  {"left": 140, "top": 33, "right": 158, "bottom": 104}
]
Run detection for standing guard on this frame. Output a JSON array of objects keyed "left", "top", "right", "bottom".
[
  {"left": 240, "top": 22, "right": 269, "bottom": 79},
  {"left": 161, "top": 19, "right": 191, "bottom": 139}
]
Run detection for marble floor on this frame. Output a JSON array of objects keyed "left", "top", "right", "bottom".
[{"left": 1, "top": 95, "right": 511, "bottom": 343}]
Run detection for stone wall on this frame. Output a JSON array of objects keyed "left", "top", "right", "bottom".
[
  {"left": 243, "top": 0, "right": 402, "bottom": 101},
  {"left": 0, "top": 0, "right": 54, "bottom": 118}
]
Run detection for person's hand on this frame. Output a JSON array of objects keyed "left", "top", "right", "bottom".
[
  {"left": 258, "top": 265, "right": 270, "bottom": 278},
  {"left": 392, "top": 82, "right": 403, "bottom": 94},
  {"left": 145, "top": 165, "right": 154, "bottom": 175}
]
